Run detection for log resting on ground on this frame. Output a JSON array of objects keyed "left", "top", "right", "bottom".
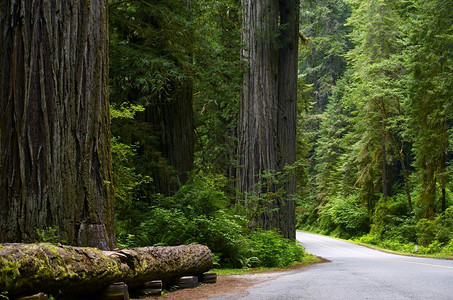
[{"left": 0, "top": 243, "right": 212, "bottom": 297}]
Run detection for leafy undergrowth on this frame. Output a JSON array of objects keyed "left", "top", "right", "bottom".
[
  {"left": 353, "top": 234, "right": 453, "bottom": 259},
  {"left": 211, "top": 252, "right": 324, "bottom": 276},
  {"left": 298, "top": 195, "right": 453, "bottom": 259}
]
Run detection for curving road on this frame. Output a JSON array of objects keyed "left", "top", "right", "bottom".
[{"left": 213, "top": 231, "right": 453, "bottom": 300}]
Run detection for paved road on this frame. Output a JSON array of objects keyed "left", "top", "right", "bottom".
[{"left": 213, "top": 231, "right": 453, "bottom": 300}]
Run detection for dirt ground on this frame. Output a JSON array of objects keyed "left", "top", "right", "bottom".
[
  {"left": 132, "top": 260, "right": 328, "bottom": 300},
  {"left": 131, "top": 274, "right": 267, "bottom": 300}
]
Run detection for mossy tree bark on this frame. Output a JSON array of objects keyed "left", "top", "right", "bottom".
[
  {"left": 0, "top": 0, "right": 116, "bottom": 249},
  {"left": 0, "top": 243, "right": 212, "bottom": 298},
  {"left": 238, "top": 0, "right": 299, "bottom": 238}
]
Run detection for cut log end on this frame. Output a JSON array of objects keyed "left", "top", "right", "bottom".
[
  {"left": 101, "top": 282, "right": 129, "bottom": 300},
  {"left": 177, "top": 276, "right": 198, "bottom": 289},
  {"left": 199, "top": 273, "right": 217, "bottom": 284}
]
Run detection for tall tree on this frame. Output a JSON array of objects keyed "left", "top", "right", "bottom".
[
  {"left": 345, "top": 0, "right": 410, "bottom": 210},
  {"left": 192, "top": 0, "right": 242, "bottom": 184},
  {"left": 0, "top": 0, "right": 116, "bottom": 249},
  {"left": 299, "top": 0, "right": 351, "bottom": 113},
  {"left": 238, "top": 0, "right": 299, "bottom": 238},
  {"left": 109, "top": 0, "right": 194, "bottom": 196},
  {"left": 407, "top": 0, "right": 453, "bottom": 218}
]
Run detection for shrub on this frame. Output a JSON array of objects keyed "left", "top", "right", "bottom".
[
  {"left": 433, "top": 207, "right": 453, "bottom": 245},
  {"left": 245, "top": 230, "right": 304, "bottom": 268},
  {"left": 356, "top": 233, "right": 380, "bottom": 245},
  {"left": 191, "top": 212, "right": 248, "bottom": 268},
  {"left": 441, "top": 238, "right": 453, "bottom": 255},
  {"left": 319, "top": 194, "right": 369, "bottom": 237},
  {"left": 370, "top": 194, "right": 413, "bottom": 241},
  {"left": 416, "top": 219, "right": 436, "bottom": 246}
]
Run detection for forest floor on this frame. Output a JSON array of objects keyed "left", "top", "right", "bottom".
[{"left": 132, "top": 259, "right": 328, "bottom": 300}]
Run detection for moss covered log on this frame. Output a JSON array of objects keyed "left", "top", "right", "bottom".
[{"left": 0, "top": 243, "right": 212, "bottom": 297}]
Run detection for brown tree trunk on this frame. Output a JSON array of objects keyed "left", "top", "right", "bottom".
[
  {"left": 396, "top": 145, "right": 413, "bottom": 213},
  {"left": 0, "top": 0, "right": 116, "bottom": 249},
  {"left": 381, "top": 128, "right": 388, "bottom": 201},
  {"left": 141, "top": 80, "right": 194, "bottom": 196},
  {"left": 440, "top": 120, "right": 447, "bottom": 213},
  {"left": 277, "top": 0, "right": 299, "bottom": 239},
  {"left": 0, "top": 243, "right": 212, "bottom": 298},
  {"left": 238, "top": 0, "right": 298, "bottom": 238}
]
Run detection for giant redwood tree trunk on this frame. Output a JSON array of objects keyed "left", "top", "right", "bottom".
[
  {"left": 238, "top": 0, "right": 299, "bottom": 238},
  {"left": 0, "top": 0, "right": 116, "bottom": 249}
]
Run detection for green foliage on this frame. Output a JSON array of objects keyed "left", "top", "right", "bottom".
[
  {"left": 442, "top": 239, "right": 453, "bottom": 256},
  {"left": 298, "top": 0, "right": 452, "bottom": 258},
  {"left": 299, "top": 0, "right": 351, "bottom": 111},
  {"left": 318, "top": 194, "right": 370, "bottom": 238},
  {"left": 245, "top": 230, "right": 304, "bottom": 268},
  {"left": 114, "top": 170, "right": 307, "bottom": 268},
  {"left": 36, "top": 227, "right": 66, "bottom": 245},
  {"left": 244, "top": 164, "right": 301, "bottom": 230},
  {"left": 191, "top": 0, "right": 242, "bottom": 176},
  {"left": 432, "top": 207, "right": 453, "bottom": 244},
  {"left": 115, "top": 173, "right": 248, "bottom": 267},
  {"left": 415, "top": 219, "right": 435, "bottom": 247},
  {"left": 370, "top": 194, "right": 415, "bottom": 242},
  {"left": 405, "top": 0, "right": 453, "bottom": 219},
  {"left": 355, "top": 206, "right": 453, "bottom": 255}
]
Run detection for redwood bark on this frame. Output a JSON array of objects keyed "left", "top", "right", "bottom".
[
  {"left": 0, "top": 243, "right": 212, "bottom": 297},
  {"left": 0, "top": 0, "right": 116, "bottom": 249},
  {"left": 141, "top": 80, "right": 194, "bottom": 196},
  {"left": 277, "top": 0, "right": 299, "bottom": 239},
  {"left": 238, "top": 0, "right": 299, "bottom": 238}
]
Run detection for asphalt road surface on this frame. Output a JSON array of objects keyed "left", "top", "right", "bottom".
[{"left": 213, "top": 231, "right": 453, "bottom": 300}]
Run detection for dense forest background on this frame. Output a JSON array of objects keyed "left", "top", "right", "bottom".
[
  {"left": 297, "top": 0, "right": 453, "bottom": 255},
  {"left": 108, "top": 0, "right": 452, "bottom": 266}
]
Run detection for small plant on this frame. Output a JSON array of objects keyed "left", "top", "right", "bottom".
[
  {"left": 245, "top": 257, "right": 261, "bottom": 268},
  {"left": 0, "top": 291, "right": 9, "bottom": 300},
  {"left": 36, "top": 226, "right": 66, "bottom": 244}
]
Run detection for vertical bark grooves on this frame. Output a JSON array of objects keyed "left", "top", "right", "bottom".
[
  {"left": 277, "top": 0, "right": 299, "bottom": 239},
  {"left": 239, "top": 0, "right": 278, "bottom": 196},
  {"left": 141, "top": 79, "right": 194, "bottom": 196},
  {"left": 0, "top": 0, "right": 116, "bottom": 249},
  {"left": 238, "top": 0, "right": 298, "bottom": 238}
]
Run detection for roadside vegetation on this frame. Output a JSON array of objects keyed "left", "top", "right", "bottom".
[
  {"left": 296, "top": 0, "right": 452, "bottom": 258},
  {"left": 212, "top": 252, "right": 324, "bottom": 276}
]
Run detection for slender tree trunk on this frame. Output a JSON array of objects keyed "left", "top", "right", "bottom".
[
  {"left": 419, "top": 158, "right": 436, "bottom": 219},
  {"left": 440, "top": 120, "right": 447, "bottom": 212},
  {"left": 0, "top": 0, "right": 116, "bottom": 249},
  {"left": 238, "top": 0, "right": 298, "bottom": 238},
  {"left": 393, "top": 100, "right": 412, "bottom": 212},
  {"left": 143, "top": 80, "right": 194, "bottom": 196},
  {"left": 381, "top": 129, "right": 388, "bottom": 201},
  {"left": 398, "top": 146, "right": 413, "bottom": 213},
  {"left": 380, "top": 99, "right": 388, "bottom": 201}
]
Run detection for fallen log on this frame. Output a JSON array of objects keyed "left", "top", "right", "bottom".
[{"left": 0, "top": 243, "right": 212, "bottom": 297}]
